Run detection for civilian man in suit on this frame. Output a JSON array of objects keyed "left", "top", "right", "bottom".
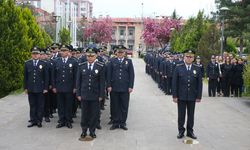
[
  {"left": 172, "top": 50, "right": 203, "bottom": 139},
  {"left": 24, "top": 47, "right": 49, "bottom": 128},
  {"left": 107, "top": 45, "right": 135, "bottom": 130},
  {"left": 76, "top": 48, "right": 105, "bottom": 139}
]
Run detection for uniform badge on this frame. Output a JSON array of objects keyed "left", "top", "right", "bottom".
[
  {"left": 95, "top": 69, "right": 99, "bottom": 74},
  {"left": 193, "top": 70, "right": 196, "bottom": 75},
  {"left": 69, "top": 64, "right": 72, "bottom": 67},
  {"left": 83, "top": 69, "right": 86, "bottom": 72},
  {"left": 125, "top": 61, "right": 128, "bottom": 65},
  {"left": 39, "top": 65, "right": 43, "bottom": 69}
]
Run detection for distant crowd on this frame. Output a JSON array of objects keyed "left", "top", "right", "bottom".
[{"left": 144, "top": 50, "right": 248, "bottom": 97}]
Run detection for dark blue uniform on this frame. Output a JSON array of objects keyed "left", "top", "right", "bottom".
[
  {"left": 76, "top": 61, "right": 105, "bottom": 136},
  {"left": 164, "top": 60, "right": 176, "bottom": 95},
  {"left": 206, "top": 62, "right": 219, "bottom": 97},
  {"left": 52, "top": 57, "right": 77, "bottom": 127},
  {"left": 107, "top": 57, "right": 135, "bottom": 128},
  {"left": 24, "top": 59, "right": 49, "bottom": 125},
  {"left": 172, "top": 63, "right": 203, "bottom": 136}
]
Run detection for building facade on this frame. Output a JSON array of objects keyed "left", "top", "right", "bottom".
[{"left": 111, "top": 18, "right": 144, "bottom": 51}]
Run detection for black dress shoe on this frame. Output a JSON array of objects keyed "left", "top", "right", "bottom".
[
  {"left": 49, "top": 114, "right": 54, "bottom": 118},
  {"left": 90, "top": 133, "right": 96, "bottom": 138},
  {"left": 108, "top": 120, "right": 113, "bottom": 125},
  {"left": 27, "top": 123, "right": 37, "bottom": 128},
  {"left": 66, "top": 123, "right": 73, "bottom": 129},
  {"left": 96, "top": 124, "right": 102, "bottom": 130},
  {"left": 37, "top": 122, "right": 42, "bottom": 128},
  {"left": 56, "top": 123, "right": 65, "bottom": 128},
  {"left": 80, "top": 132, "right": 87, "bottom": 138},
  {"left": 177, "top": 132, "right": 184, "bottom": 139},
  {"left": 45, "top": 117, "right": 50, "bottom": 122},
  {"left": 110, "top": 125, "right": 119, "bottom": 130},
  {"left": 187, "top": 132, "right": 197, "bottom": 139},
  {"left": 120, "top": 125, "right": 128, "bottom": 130}
]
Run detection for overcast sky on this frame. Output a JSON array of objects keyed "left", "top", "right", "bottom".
[{"left": 92, "top": 0, "right": 216, "bottom": 19}]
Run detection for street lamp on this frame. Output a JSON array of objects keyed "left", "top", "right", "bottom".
[
  {"left": 53, "top": 15, "right": 61, "bottom": 43},
  {"left": 220, "top": 6, "right": 230, "bottom": 56}
]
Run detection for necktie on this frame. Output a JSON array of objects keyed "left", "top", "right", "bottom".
[
  {"left": 63, "top": 58, "right": 66, "bottom": 63},
  {"left": 89, "top": 64, "right": 92, "bottom": 70},
  {"left": 34, "top": 60, "right": 37, "bottom": 66},
  {"left": 188, "top": 65, "right": 190, "bottom": 71},
  {"left": 119, "top": 59, "right": 122, "bottom": 63}
]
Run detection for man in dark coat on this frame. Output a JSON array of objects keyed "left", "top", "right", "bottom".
[
  {"left": 107, "top": 45, "right": 135, "bottom": 130},
  {"left": 52, "top": 45, "right": 78, "bottom": 129},
  {"left": 76, "top": 48, "right": 105, "bottom": 139},
  {"left": 24, "top": 47, "right": 49, "bottom": 128},
  {"left": 206, "top": 55, "right": 219, "bottom": 97},
  {"left": 172, "top": 50, "right": 203, "bottom": 139}
]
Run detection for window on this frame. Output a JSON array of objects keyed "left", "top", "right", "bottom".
[
  {"left": 120, "top": 29, "right": 125, "bottom": 36},
  {"left": 128, "top": 30, "right": 134, "bottom": 36}
]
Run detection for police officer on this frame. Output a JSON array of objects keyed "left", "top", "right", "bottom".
[
  {"left": 24, "top": 47, "right": 49, "bottom": 128},
  {"left": 206, "top": 55, "right": 220, "bottom": 97},
  {"left": 76, "top": 48, "right": 105, "bottom": 139},
  {"left": 164, "top": 54, "right": 176, "bottom": 95},
  {"left": 52, "top": 45, "right": 77, "bottom": 129},
  {"left": 194, "top": 56, "right": 204, "bottom": 78},
  {"left": 107, "top": 45, "right": 135, "bottom": 130},
  {"left": 40, "top": 49, "right": 51, "bottom": 122},
  {"left": 172, "top": 50, "right": 203, "bottom": 139}
]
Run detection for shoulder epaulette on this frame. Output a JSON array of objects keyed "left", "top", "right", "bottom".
[
  {"left": 97, "top": 61, "right": 105, "bottom": 65},
  {"left": 176, "top": 63, "right": 184, "bottom": 66},
  {"left": 96, "top": 61, "right": 104, "bottom": 67},
  {"left": 193, "top": 64, "right": 198, "bottom": 67},
  {"left": 25, "top": 59, "right": 32, "bottom": 63},
  {"left": 79, "top": 62, "right": 87, "bottom": 66}
]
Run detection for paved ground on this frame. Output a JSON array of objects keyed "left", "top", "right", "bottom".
[{"left": 0, "top": 58, "right": 250, "bottom": 150}]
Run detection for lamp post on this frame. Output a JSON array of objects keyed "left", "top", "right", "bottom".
[
  {"left": 220, "top": 7, "right": 229, "bottom": 56},
  {"left": 53, "top": 15, "right": 61, "bottom": 43}
]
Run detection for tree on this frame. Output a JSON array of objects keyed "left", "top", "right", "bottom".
[
  {"left": 197, "top": 23, "right": 220, "bottom": 66},
  {"left": 170, "top": 11, "right": 208, "bottom": 53},
  {"left": 59, "top": 27, "right": 71, "bottom": 45},
  {"left": 83, "top": 17, "right": 112, "bottom": 44},
  {"left": 0, "top": 0, "right": 32, "bottom": 98},
  {"left": 21, "top": 7, "right": 46, "bottom": 48},
  {"left": 142, "top": 17, "right": 181, "bottom": 48},
  {"left": 215, "top": 0, "right": 250, "bottom": 54}
]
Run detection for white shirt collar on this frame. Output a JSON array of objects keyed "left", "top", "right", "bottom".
[{"left": 185, "top": 63, "right": 192, "bottom": 70}]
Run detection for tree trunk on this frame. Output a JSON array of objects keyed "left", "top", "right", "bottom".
[{"left": 240, "top": 36, "right": 243, "bottom": 56}]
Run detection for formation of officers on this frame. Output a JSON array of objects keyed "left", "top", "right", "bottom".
[
  {"left": 144, "top": 49, "right": 203, "bottom": 139},
  {"left": 144, "top": 50, "right": 247, "bottom": 98},
  {"left": 23, "top": 43, "right": 135, "bottom": 139},
  {"left": 144, "top": 49, "right": 247, "bottom": 139}
]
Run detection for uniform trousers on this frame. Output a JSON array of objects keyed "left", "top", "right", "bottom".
[
  {"left": 178, "top": 100, "right": 196, "bottom": 134},
  {"left": 81, "top": 100, "right": 100, "bottom": 133},
  {"left": 111, "top": 91, "right": 130, "bottom": 126},
  {"left": 28, "top": 92, "right": 45, "bottom": 123},
  {"left": 57, "top": 92, "right": 73, "bottom": 124}
]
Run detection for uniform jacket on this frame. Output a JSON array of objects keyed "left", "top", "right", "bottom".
[
  {"left": 206, "top": 61, "right": 219, "bottom": 79},
  {"left": 52, "top": 57, "right": 77, "bottom": 92},
  {"left": 107, "top": 57, "right": 135, "bottom": 92},
  {"left": 172, "top": 63, "right": 203, "bottom": 101},
  {"left": 164, "top": 60, "right": 176, "bottom": 77},
  {"left": 76, "top": 61, "right": 105, "bottom": 100},
  {"left": 24, "top": 59, "right": 49, "bottom": 93}
]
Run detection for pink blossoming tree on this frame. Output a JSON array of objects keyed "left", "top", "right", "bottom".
[
  {"left": 83, "top": 17, "right": 113, "bottom": 44},
  {"left": 142, "top": 18, "right": 181, "bottom": 48}
]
